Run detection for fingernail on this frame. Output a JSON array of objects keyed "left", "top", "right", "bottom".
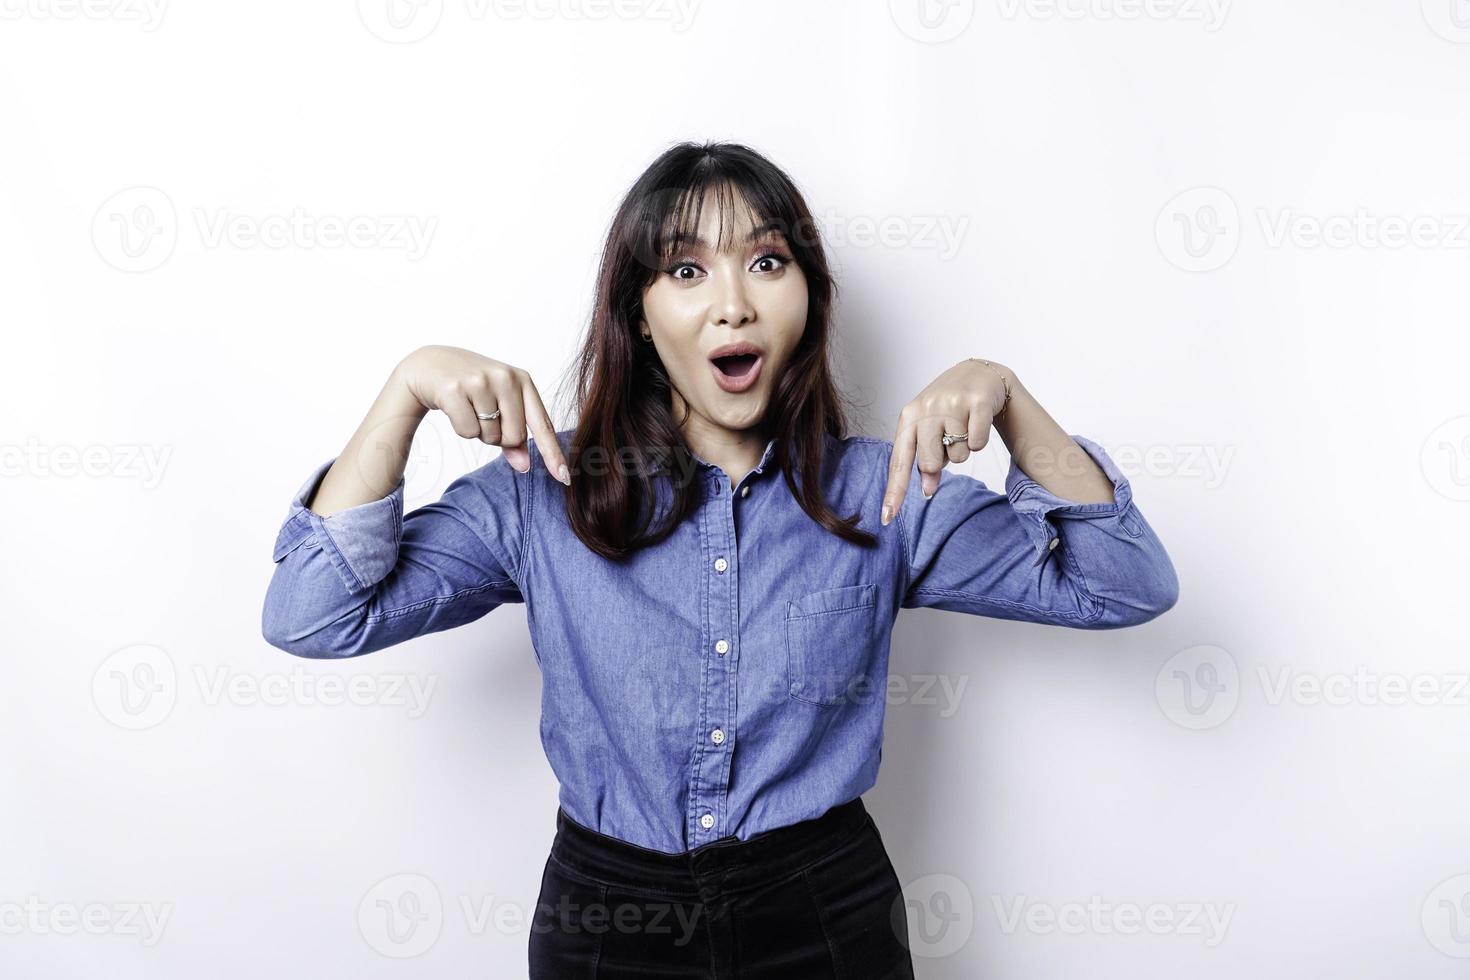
[
  {"left": 881, "top": 504, "right": 891, "bottom": 526},
  {"left": 558, "top": 464, "right": 570, "bottom": 485}
]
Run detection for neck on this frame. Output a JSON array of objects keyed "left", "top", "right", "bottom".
[{"left": 677, "top": 409, "right": 768, "bottom": 490}]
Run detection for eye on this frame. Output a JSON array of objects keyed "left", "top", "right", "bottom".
[
  {"left": 750, "top": 251, "right": 791, "bottom": 274},
  {"left": 664, "top": 259, "right": 705, "bottom": 282}
]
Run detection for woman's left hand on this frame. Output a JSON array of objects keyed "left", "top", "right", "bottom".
[{"left": 880, "top": 358, "right": 1012, "bottom": 526}]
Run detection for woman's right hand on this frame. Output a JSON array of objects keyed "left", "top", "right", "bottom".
[{"left": 395, "top": 344, "right": 571, "bottom": 485}]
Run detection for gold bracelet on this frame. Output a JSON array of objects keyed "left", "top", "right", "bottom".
[{"left": 968, "top": 357, "right": 1011, "bottom": 420}]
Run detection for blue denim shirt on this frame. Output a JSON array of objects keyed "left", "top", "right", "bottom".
[{"left": 263, "top": 429, "right": 1178, "bottom": 853}]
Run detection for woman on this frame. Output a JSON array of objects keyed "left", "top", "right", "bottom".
[{"left": 262, "top": 141, "right": 1179, "bottom": 978}]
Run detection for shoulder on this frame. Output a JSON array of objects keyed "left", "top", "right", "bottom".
[
  {"left": 516, "top": 427, "right": 576, "bottom": 476},
  {"left": 816, "top": 432, "right": 898, "bottom": 505},
  {"left": 534, "top": 428, "right": 572, "bottom": 456},
  {"left": 459, "top": 429, "right": 575, "bottom": 501},
  {"left": 824, "top": 432, "right": 895, "bottom": 470},
  {"left": 830, "top": 432, "right": 893, "bottom": 453}
]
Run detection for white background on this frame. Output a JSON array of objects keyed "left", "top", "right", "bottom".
[{"left": 3, "top": 1, "right": 1468, "bottom": 976}]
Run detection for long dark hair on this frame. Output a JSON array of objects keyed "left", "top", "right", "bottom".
[{"left": 558, "top": 140, "right": 875, "bottom": 562}]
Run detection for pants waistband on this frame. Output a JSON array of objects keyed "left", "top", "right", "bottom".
[{"left": 550, "top": 797, "right": 871, "bottom": 900}]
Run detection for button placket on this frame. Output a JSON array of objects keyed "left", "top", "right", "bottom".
[
  {"left": 1032, "top": 525, "right": 1062, "bottom": 566},
  {"left": 690, "top": 472, "right": 737, "bottom": 845}
]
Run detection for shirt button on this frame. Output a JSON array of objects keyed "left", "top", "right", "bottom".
[
  {"left": 699, "top": 813, "right": 715, "bottom": 830},
  {"left": 711, "top": 728, "right": 725, "bottom": 745},
  {"left": 714, "top": 557, "right": 728, "bottom": 573},
  {"left": 715, "top": 639, "right": 729, "bottom": 656},
  {"left": 1049, "top": 536, "right": 1060, "bottom": 551},
  {"left": 740, "top": 485, "right": 750, "bottom": 498}
]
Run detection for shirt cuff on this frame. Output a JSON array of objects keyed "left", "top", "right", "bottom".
[
  {"left": 1003, "top": 434, "right": 1134, "bottom": 565},
  {"left": 270, "top": 457, "right": 405, "bottom": 594}
]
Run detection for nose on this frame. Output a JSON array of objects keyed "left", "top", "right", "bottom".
[{"left": 713, "top": 269, "right": 755, "bottom": 327}]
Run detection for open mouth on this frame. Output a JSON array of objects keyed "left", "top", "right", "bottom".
[
  {"left": 708, "top": 350, "right": 763, "bottom": 393},
  {"left": 711, "top": 352, "right": 760, "bottom": 378}
]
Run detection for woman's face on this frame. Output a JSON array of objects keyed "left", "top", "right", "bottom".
[{"left": 639, "top": 189, "right": 808, "bottom": 444}]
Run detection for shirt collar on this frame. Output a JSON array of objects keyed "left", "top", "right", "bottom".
[{"left": 652, "top": 436, "right": 780, "bottom": 479}]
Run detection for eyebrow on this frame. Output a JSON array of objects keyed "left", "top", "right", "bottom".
[{"left": 658, "top": 219, "right": 787, "bottom": 253}]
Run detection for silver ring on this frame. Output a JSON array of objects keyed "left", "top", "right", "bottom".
[
  {"left": 476, "top": 410, "right": 501, "bottom": 421},
  {"left": 941, "top": 431, "right": 968, "bottom": 447}
]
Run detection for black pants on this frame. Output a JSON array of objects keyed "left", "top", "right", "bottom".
[{"left": 528, "top": 796, "right": 915, "bottom": 979}]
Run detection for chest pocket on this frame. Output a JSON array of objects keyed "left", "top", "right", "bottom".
[{"left": 784, "top": 583, "right": 878, "bottom": 707}]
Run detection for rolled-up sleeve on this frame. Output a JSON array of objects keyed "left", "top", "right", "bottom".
[
  {"left": 897, "top": 434, "right": 1179, "bottom": 628},
  {"left": 262, "top": 453, "right": 529, "bottom": 658}
]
